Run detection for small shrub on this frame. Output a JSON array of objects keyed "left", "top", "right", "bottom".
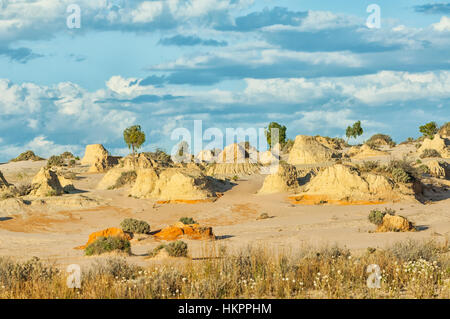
[
  {"left": 231, "top": 175, "right": 238, "bottom": 181},
  {"left": 120, "top": 218, "right": 151, "bottom": 234},
  {"left": 365, "top": 141, "right": 379, "bottom": 150},
  {"left": 391, "top": 167, "right": 411, "bottom": 183},
  {"left": 142, "top": 148, "right": 172, "bottom": 165},
  {"left": 388, "top": 239, "right": 447, "bottom": 262},
  {"left": 0, "top": 256, "right": 58, "bottom": 287},
  {"left": 313, "top": 245, "right": 351, "bottom": 260},
  {"left": 148, "top": 241, "right": 188, "bottom": 258},
  {"left": 109, "top": 171, "right": 137, "bottom": 189},
  {"left": 0, "top": 191, "right": 15, "bottom": 200},
  {"left": 257, "top": 212, "right": 270, "bottom": 220},
  {"left": 385, "top": 160, "right": 417, "bottom": 183},
  {"left": 46, "top": 155, "right": 64, "bottom": 168},
  {"left": 366, "top": 134, "right": 396, "bottom": 147},
  {"left": 45, "top": 189, "right": 59, "bottom": 197},
  {"left": 179, "top": 217, "right": 197, "bottom": 225},
  {"left": 357, "top": 161, "right": 380, "bottom": 173},
  {"left": 368, "top": 208, "right": 395, "bottom": 226},
  {"left": 417, "top": 164, "right": 430, "bottom": 175},
  {"left": 420, "top": 149, "right": 441, "bottom": 159},
  {"left": 16, "top": 183, "right": 32, "bottom": 196},
  {"left": 166, "top": 241, "right": 188, "bottom": 257},
  {"left": 60, "top": 151, "right": 74, "bottom": 159},
  {"left": 84, "top": 236, "right": 131, "bottom": 256},
  {"left": 148, "top": 245, "right": 165, "bottom": 258},
  {"left": 86, "top": 258, "right": 142, "bottom": 280},
  {"left": 149, "top": 240, "right": 189, "bottom": 258},
  {"left": 10, "top": 151, "right": 44, "bottom": 162}
]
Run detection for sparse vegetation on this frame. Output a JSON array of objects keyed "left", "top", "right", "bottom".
[
  {"left": 149, "top": 240, "right": 188, "bottom": 258},
  {"left": 417, "top": 164, "right": 430, "bottom": 175},
  {"left": 0, "top": 256, "right": 59, "bottom": 287},
  {"left": 368, "top": 208, "right": 395, "bottom": 226},
  {"left": 387, "top": 239, "right": 446, "bottom": 262},
  {"left": 366, "top": 134, "right": 396, "bottom": 147},
  {"left": 15, "top": 183, "right": 32, "bottom": 196},
  {"left": 143, "top": 148, "right": 172, "bottom": 165},
  {"left": 46, "top": 155, "right": 64, "bottom": 168},
  {"left": 385, "top": 160, "right": 418, "bottom": 183},
  {"left": 84, "top": 236, "right": 131, "bottom": 256},
  {"left": 356, "top": 161, "right": 380, "bottom": 173},
  {"left": 356, "top": 159, "right": 418, "bottom": 184},
  {"left": 10, "top": 151, "right": 44, "bottom": 162},
  {"left": 108, "top": 171, "right": 137, "bottom": 190},
  {"left": 60, "top": 152, "right": 74, "bottom": 159},
  {"left": 179, "top": 217, "right": 197, "bottom": 225},
  {"left": 420, "top": 149, "right": 441, "bottom": 159},
  {"left": 400, "top": 137, "right": 415, "bottom": 145},
  {"left": 390, "top": 167, "right": 412, "bottom": 183},
  {"left": 1, "top": 241, "right": 449, "bottom": 298},
  {"left": 120, "top": 218, "right": 151, "bottom": 234}
]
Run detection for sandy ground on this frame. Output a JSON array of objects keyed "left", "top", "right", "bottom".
[{"left": 0, "top": 152, "right": 449, "bottom": 269}]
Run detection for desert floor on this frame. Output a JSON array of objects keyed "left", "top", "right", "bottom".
[{"left": 0, "top": 154, "right": 449, "bottom": 270}]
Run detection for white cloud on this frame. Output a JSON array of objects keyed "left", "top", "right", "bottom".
[
  {"left": 131, "top": 1, "right": 164, "bottom": 23},
  {"left": 242, "top": 71, "right": 450, "bottom": 105},
  {"left": 0, "top": 136, "right": 83, "bottom": 159},
  {"left": 0, "top": 0, "right": 250, "bottom": 46},
  {"left": 106, "top": 76, "right": 142, "bottom": 95},
  {"left": 433, "top": 16, "right": 450, "bottom": 32}
]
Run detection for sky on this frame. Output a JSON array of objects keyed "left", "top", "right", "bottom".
[{"left": 0, "top": 0, "right": 449, "bottom": 161}]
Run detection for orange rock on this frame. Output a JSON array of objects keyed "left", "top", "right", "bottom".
[
  {"left": 376, "top": 214, "right": 415, "bottom": 232},
  {"left": 153, "top": 223, "right": 215, "bottom": 241},
  {"left": 75, "top": 227, "right": 132, "bottom": 250}
]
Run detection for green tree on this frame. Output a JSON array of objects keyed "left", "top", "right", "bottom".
[
  {"left": 345, "top": 121, "right": 363, "bottom": 143},
  {"left": 265, "top": 122, "right": 287, "bottom": 148},
  {"left": 123, "top": 125, "right": 146, "bottom": 165},
  {"left": 419, "top": 121, "right": 438, "bottom": 139}
]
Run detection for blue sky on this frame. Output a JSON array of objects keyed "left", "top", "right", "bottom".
[{"left": 0, "top": 0, "right": 449, "bottom": 161}]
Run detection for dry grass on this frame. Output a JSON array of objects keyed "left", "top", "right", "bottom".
[{"left": 0, "top": 240, "right": 449, "bottom": 299}]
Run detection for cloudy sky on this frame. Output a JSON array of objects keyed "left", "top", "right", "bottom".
[{"left": 0, "top": 0, "right": 449, "bottom": 161}]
